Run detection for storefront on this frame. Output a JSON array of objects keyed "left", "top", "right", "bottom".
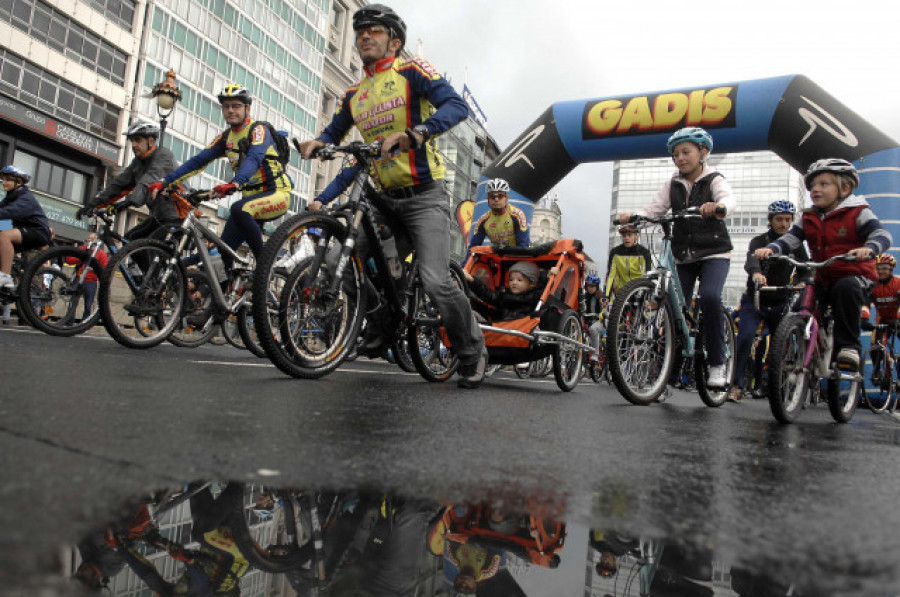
[{"left": 0, "top": 94, "right": 121, "bottom": 243}]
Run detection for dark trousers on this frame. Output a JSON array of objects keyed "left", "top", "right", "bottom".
[
  {"left": 817, "top": 275, "right": 868, "bottom": 355},
  {"left": 732, "top": 293, "right": 785, "bottom": 387},
  {"left": 676, "top": 258, "right": 730, "bottom": 367}
]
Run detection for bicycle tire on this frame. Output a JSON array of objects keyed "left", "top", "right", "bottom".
[
  {"left": 514, "top": 363, "right": 530, "bottom": 378},
  {"left": 552, "top": 309, "right": 584, "bottom": 391},
  {"left": 18, "top": 246, "right": 103, "bottom": 336},
  {"left": 236, "top": 304, "right": 267, "bottom": 358},
  {"left": 221, "top": 313, "right": 247, "bottom": 349},
  {"left": 827, "top": 367, "right": 862, "bottom": 423},
  {"left": 406, "top": 261, "right": 465, "bottom": 382},
  {"left": 696, "top": 308, "right": 736, "bottom": 407},
  {"left": 100, "top": 239, "right": 187, "bottom": 349},
  {"left": 767, "top": 314, "right": 810, "bottom": 423},
  {"left": 168, "top": 270, "right": 218, "bottom": 348},
  {"left": 227, "top": 483, "right": 313, "bottom": 573},
  {"left": 862, "top": 344, "right": 894, "bottom": 413},
  {"left": 607, "top": 278, "right": 676, "bottom": 405},
  {"left": 391, "top": 338, "right": 417, "bottom": 373}
]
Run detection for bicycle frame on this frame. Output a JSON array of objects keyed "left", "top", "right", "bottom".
[{"left": 640, "top": 220, "right": 694, "bottom": 358}]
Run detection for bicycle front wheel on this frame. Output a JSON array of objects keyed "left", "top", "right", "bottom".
[
  {"left": 696, "top": 307, "right": 736, "bottom": 408},
  {"left": 862, "top": 344, "right": 894, "bottom": 413},
  {"left": 406, "top": 262, "right": 465, "bottom": 382},
  {"left": 767, "top": 314, "right": 810, "bottom": 423},
  {"left": 100, "top": 239, "right": 187, "bottom": 349},
  {"left": 607, "top": 278, "right": 676, "bottom": 405},
  {"left": 18, "top": 246, "right": 103, "bottom": 336},
  {"left": 827, "top": 367, "right": 862, "bottom": 424}
]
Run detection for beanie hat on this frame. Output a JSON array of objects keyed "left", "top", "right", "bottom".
[{"left": 509, "top": 261, "right": 539, "bottom": 284}]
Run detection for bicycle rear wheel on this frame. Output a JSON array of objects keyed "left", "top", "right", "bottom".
[
  {"left": 607, "top": 278, "right": 675, "bottom": 405},
  {"left": 862, "top": 344, "right": 895, "bottom": 413},
  {"left": 406, "top": 261, "right": 464, "bottom": 382},
  {"left": 767, "top": 314, "right": 810, "bottom": 423},
  {"left": 100, "top": 239, "right": 187, "bottom": 349},
  {"left": 552, "top": 309, "right": 584, "bottom": 391},
  {"left": 18, "top": 246, "right": 103, "bottom": 336},
  {"left": 696, "top": 308, "right": 736, "bottom": 407}
]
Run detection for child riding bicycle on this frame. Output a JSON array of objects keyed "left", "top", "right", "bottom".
[
  {"left": 755, "top": 158, "right": 891, "bottom": 371},
  {"left": 616, "top": 126, "right": 735, "bottom": 389}
]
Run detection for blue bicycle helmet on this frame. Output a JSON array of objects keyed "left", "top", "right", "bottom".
[
  {"left": 666, "top": 127, "right": 713, "bottom": 154},
  {"left": 586, "top": 274, "right": 601, "bottom": 286},
  {"left": 0, "top": 164, "right": 31, "bottom": 184},
  {"left": 767, "top": 200, "right": 796, "bottom": 218}
]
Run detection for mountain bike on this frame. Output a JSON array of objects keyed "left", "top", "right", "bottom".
[
  {"left": 860, "top": 322, "right": 898, "bottom": 414},
  {"left": 250, "top": 140, "right": 466, "bottom": 381},
  {"left": 606, "top": 210, "right": 735, "bottom": 406},
  {"left": 762, "top": 253, "right": 864, "bottom": 424},
  {"left": 98, "top": 188, "right": 261, "bottom": 351}
]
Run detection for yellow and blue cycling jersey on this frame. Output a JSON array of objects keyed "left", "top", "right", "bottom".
[
  {"left": 163, "top": 118, "right": 292, "bottom": 218},
  {"left": 468, "top": 206, "right": 530, "bottom": 250},
  {"left": 318, "top": 56, "right": 468, "bottom": 191}
]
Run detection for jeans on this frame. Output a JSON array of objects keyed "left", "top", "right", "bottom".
[
  {"left": 377, "top": 186, "right": 484, "bottom": 364},
  {"left": 82, "top": 280, "right": 98, "bottom": 319},
  {"left": 732, "top": 293, "right": 786, "bottom": 387},
  {"left": 676, "top": 258, "right": 730, "bottom": 367}
]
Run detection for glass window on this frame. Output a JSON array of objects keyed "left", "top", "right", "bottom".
[
  {"left": 21, "top": 68, "right": 39, "bottom": 97},
  {"left": 0, "top": 58, "right": 20, "bottom": 86},
  {"left": 11, "top": 0, "right": 31, "bottom": 23},
  {"left": 13, "top": 151, "right": 38, "bottom": 179}
]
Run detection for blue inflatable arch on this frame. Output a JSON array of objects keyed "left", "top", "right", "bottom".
[{"left": 473, "top": 75, "right": 900, "bottom": 252}]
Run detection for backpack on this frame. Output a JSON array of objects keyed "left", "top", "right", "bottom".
[{"left": 232, "top": 121, "right": 291, "bottom": 169}]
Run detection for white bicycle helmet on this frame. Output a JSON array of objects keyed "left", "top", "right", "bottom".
[
  {"left": 803, "top": 158, "right": 859, "bottom": 191},
  {"left": 124, "top": 120, "right": 160, "bottom": 139},
  {"left": 485, "top": 178, "right": 510, "bottom": 194}
]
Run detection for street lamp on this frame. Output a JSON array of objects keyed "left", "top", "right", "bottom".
[{"left": 150, "top": 69, "right": 182, "bottom": 146}]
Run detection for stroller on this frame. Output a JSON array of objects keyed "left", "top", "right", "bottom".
[{"left": 464, "top": 239, "right": 592, "bottom": 391}]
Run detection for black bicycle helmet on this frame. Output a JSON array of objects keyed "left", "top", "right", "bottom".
[{"left": 353, "top": 4, "right": 406, "bottom": 49}]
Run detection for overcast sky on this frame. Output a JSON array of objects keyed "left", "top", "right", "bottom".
[{"left": 385, "top": 0, "right": 900, "bottom": 262}]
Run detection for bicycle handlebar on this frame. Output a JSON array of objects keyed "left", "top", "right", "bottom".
[
  {"left": 763, "top": 252, "right": 862, "bottom": 270},
  {"left": 311, "top": 141, "right": 384, "bottom": 161},
  {"left": 621, "top": 206, "right": 727, "bottom": 228}
]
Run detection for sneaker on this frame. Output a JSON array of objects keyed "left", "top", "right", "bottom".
[
  {"left": 707, "top": 365, "right": 727, "bottom": 389},
  {"left": 836, "top": 348, "right": 860, "bottom": 370},
  {"left": 727, "top": 387, "right": 743, "bottom": 402},
  {"left": 458, "top": 348, "right": 488, "bottom": 389},
  {"left": 0, "top": 273, "right": 13, "bottom": 291},
  {"left": 655, "top": 387, "right": 671, "bottom": 403}
]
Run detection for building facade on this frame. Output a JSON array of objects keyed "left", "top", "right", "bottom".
[
  {"left": 608, "top": 151, "right": 806, "bottom": 306},
  {"left": 0, "top": 0, "right": 140, "bottom": 242}
]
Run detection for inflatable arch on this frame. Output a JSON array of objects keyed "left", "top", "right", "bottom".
[{"left": 472, "top": 75, "right": 900, "bottom": 251}]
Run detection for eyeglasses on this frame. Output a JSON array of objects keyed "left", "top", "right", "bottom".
[
  {"left": 488, "top": 193, "right": 507, "bottom": 199},
  {"left": 355, "top": 25, "right": 390, "bottom": 38}
]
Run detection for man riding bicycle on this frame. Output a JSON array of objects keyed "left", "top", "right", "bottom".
[
  {"left": 728, "top": 200, "right": 808, "bottom": 401},
  {"left": 77, "top": 120, "right": 180, "bottom": 242},
  {"left": 0, "top": 165, "right": 51, "bottom": 291},
  {"left": 467, "top": 177, "right": 530, "bottom": 252},
  {"left": 297, "top": 4, "right": 487, "bottom": 388},
  {"left": 149, "top": 84, "right": 292, "bottom": 272},
  {"left": 861, "top": 253, "right": 900, "bottom": 383}
]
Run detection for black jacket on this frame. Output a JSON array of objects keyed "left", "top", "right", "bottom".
[
  {"left": 669, "top": 172, "right": 732, "bottom": 262},
  {"left": 744, "top": 228, "right": 809, "bottom": 303},
  {"left": 0, "top": 186, "right": 51, "bottom": 243},
  {"left": 90, "top": 145, "right": 180, "bottom": 222}
]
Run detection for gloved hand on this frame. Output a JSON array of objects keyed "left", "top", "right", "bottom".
[
  {"left": 861, "top": 319, "right": 875, "bottom": 331},
  {"left": 147, "top": 181, "right": 164, "bottom": 197},
  {"left": 75, "top": 206, "right": 92, "bottom": 220},
  {"left": 110, "top": 199, "right": 134, "bottom": 215},
  {"left": 213, "top": 182, "right": 238, "bottom": 198}
]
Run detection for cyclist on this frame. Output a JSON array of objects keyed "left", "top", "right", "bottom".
[
  {"left": 149, "top": 84, "right": 292, "bottom": 271},
  {"left": 604, "top": 223, "right": 651, "bottom": 299},
  {"left": 755, "top": 158, "right": 891, "bottom": 371},
  {"left": 860, "top": 253, "right": 900, "bottom": 383},
  {"left": 616, "top": 127, "right": 736, "bottom": 389},
  {"left": 296, "top": 4, "right": 487, "bottom": 388},
  {"left": 467, "top": 178, "right": 530, "bottom": 252},
  {"left": 76, "top": 120, "right": 180, "bottom": 243},
  {"left": 728, "top": 200, "right": 808, "bottom": 402},
  {"left": 0, "top": 165, "right": 51, "bottom": 291},
  {"left": 584, "top": 274, "right": 605, "bottom": 363}
]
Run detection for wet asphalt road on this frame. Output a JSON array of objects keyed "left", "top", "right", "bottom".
[{"left": 2, "top": 325, "right": 900, "bottom": 595}]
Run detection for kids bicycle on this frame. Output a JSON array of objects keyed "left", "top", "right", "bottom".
[
  {"left": 761, "top": 253, "right": 864, "bottom": 424},
  {"left": 606, "top": 209, "right": 735, "bottom": 406}
]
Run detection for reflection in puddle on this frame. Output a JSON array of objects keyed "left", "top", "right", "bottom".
[{"left": 65, "top": 482, "right": 805, "bottom": 596}]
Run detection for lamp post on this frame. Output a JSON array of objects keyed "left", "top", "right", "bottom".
[{"left": 150, "top": 70, "right": 182, "bottom": 146}]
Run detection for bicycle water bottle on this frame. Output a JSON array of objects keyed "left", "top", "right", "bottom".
[{"left": 208, "top": 252, "right": 227, "bottom": 283}]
